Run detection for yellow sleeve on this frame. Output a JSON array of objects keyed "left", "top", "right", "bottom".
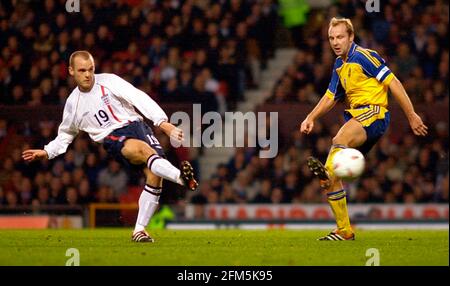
[
  {"left": 382, "top": 72, "right": 395, "bottom": 86},
  {"left": 325, "top": 89, "right": 335, "bottom": 100}
]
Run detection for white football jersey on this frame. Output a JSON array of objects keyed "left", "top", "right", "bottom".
[{"left": 44, "top": 73, "right": 168, "bottom": 160}]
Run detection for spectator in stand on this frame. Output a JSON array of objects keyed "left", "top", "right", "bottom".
[{"left": 96, "top": 161, "right": 129, "bottom": 200}]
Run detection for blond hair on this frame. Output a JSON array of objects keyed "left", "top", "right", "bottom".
[
  {"left": 329, "top": 17, "right": 354, "bottom": 36},
  {"left": 69, "top": 50, "right": 94, "bottom": 67}
]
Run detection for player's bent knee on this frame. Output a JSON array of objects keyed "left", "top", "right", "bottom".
[
  {"left": 138, "top": 145, "right": 155, "bottom": 158},
  {"left": 332, "top": 135, "right": 348, "bottom": 146},
  {"left": 121, "top": 139, "right": 157, "bottom": 164},
  {"left": 123, "top": 139, "right": 156, "bottom": 155}
]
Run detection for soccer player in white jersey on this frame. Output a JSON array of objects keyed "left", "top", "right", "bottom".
[{"left": 22, "top": 51, "right": 198, "bottom": 242}]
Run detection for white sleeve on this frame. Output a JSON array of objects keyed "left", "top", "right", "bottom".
[
  {"left": 108, "top": 74, "right": 168, "bottom": 126},
  {"left": 44, "top": 99, "right": 79, "bottom": 160}
]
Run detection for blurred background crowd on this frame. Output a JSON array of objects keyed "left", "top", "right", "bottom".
[
  {"left": 0, "top": 0, "right": 448, "bottom": 212},
  {"left": 1, "top": 0, "right": 278, "bottom": 112}
]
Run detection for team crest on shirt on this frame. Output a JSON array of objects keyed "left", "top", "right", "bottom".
[
  {"left": 100, "top": 86, "right": 111, "bottom": 105},
  {"left": 101, "top": 93, "right": 111, "bottom": 105}
]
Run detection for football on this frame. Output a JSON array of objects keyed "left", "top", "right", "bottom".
[{"left": 332, "top": 148, "right": 365, "bottom": 180}]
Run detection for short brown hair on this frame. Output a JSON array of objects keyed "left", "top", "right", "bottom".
[
  {"left": 329, "top": 17, "right": 354, "bottom": 36},
  {"left": 69, "top": 50, "right": 94, "bottom": 67}
]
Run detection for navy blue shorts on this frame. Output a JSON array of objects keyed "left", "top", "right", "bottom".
[
  {"left": 103, "top": 121, "right": 165, "bottom": 170},
  {"left": 344, "top": 111, "right": 390, "bottom": 155}
]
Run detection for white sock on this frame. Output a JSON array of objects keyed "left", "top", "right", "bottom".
[
  {"left": 147, "top": 154, "right": 184, "bottom": 185},
  {"left": 134, "top": 185, "right": 161, "bottom": 234}
]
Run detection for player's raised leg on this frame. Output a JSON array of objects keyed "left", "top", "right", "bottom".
[
  {"left": 121, "top": 138, "right": 198, "bottom": 191},
  {"left": 310, "top": 118, "right": 366, "bottom": 240},
  {"left": 121, "top": 138, "right": 198, "bottom": 242}
]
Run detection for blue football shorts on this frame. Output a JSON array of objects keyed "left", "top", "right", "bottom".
[
  {"left": 103, "top": 121, "right": 166, "bottom": 169},
  {"left": 343, "top": 109, "right": 390, "bottom": 155}
]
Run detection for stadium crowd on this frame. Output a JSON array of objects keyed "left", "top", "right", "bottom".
[
  {"left": 0, "top": 0, "right": 278, "bottom": 111},
  {"left": 0, "top": 0, "right": 448, "bottom": 210},
  {"left": 269, "top": 0, "right": 449, "bottom": 105},
  {"left": 195, "top": 119, "right": 449, "bottom": 205},
  {"left": 0, "top": 0, "right": 277, "bottom": 208}
]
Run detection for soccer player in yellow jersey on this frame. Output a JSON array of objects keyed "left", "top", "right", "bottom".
[{"left": 300, "top": 18, "right": 428, "bottom": 240}]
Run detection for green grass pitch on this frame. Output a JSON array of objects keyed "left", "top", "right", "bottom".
[{"left": 0, "top": 229, "right": 447, "bottom": 266}]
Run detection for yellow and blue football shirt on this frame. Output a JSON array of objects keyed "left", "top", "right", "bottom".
[{"left": 325, "top": 42, "right": 395, "bottom": 127}]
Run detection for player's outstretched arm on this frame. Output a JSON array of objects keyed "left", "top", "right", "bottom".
[
  {"left": 300, "top": 95, "right": 336, "bottom": 135},
  {"left": 388, "top": 76, "right": 428, "bottom": 136},
  {"left": 22, "top": 149, "right": 48, "bottom": 162}
]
